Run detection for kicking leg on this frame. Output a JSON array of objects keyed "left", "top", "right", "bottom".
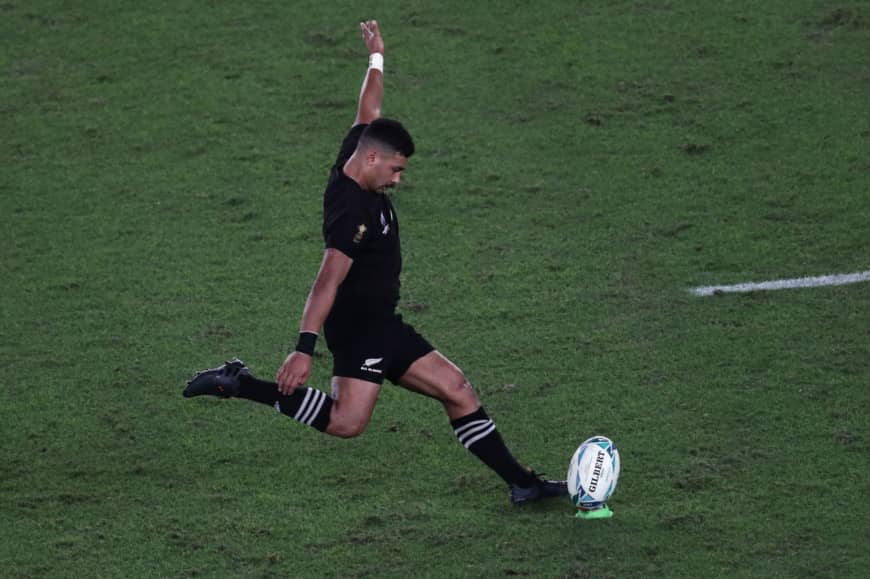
[
  {"left": 398, "top": 351, "right": 567, "bottom": 503},
  {"left": 398, "top": 351, "right": 532, "bottom": 486}
]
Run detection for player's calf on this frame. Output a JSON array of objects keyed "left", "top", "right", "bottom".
[
  {"left": 453, "top": 406, "right": 569, "bottom": 503},
  {"left": 451, "top": 406, "right": 541, "bottom": 491}
]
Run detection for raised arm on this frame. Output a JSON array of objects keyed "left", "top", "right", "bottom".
[{"left": 353, "top": 20, "right": 384, "bottom": 127}]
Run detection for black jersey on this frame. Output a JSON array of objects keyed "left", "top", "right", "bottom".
[{"left": 323, "top": 124, "right": 401, "bottom": 317}]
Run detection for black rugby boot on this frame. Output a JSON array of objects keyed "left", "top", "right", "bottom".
[
  {"left": 509, "top": 474, "right": 569, "bottom": 505},
  {"left": 183, "top": 359, "right": 250, "bottom": 398}
]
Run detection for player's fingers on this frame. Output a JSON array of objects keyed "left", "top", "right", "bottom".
[
  {"left": 277, "top": 367, "right": 295, "bottom": 392},
  {"left": 285, "top": 376, "right": 301, "bottom": 395}
]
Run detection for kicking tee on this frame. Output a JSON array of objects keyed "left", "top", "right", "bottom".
[{"left": 322, "top": 124, "right": 401, "bottom": 318}]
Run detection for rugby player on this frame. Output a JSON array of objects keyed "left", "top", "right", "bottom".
[{"left": 184, "top": 20, "right": 567, "bottom": 505}]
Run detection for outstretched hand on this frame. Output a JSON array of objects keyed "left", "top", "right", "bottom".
[{"left": 360, "top": 20, "right": 384, "bottom": 54}]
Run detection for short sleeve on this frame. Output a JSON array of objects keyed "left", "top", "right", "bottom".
[
  {"left": 334, "top": 124, "right": 368, "bottom": 168},
  {"left": 324, "top": 206, "right": 370, "bottom": 260}
]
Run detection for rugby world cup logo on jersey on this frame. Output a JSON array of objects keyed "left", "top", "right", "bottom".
[
  {"left": 361, "top": 357, "right": 383, "bottom": 374},
  {"left": 380, "top": 211, "right": 390, "bottom": 235},
  {"left": 353, "top": 224, "right": 367, "bottom": 244}
]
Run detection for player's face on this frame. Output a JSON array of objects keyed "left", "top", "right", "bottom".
[{"left": 369, "top": 151, "right": 407, "bottom": 193}]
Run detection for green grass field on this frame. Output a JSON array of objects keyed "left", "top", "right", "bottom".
[{"left": 3, "top": 1, "right": 869, "bottom": 577}]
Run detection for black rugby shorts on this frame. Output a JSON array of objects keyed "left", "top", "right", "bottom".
[{"left": 324, "top": 313, "right": 434, "bottom": 385}]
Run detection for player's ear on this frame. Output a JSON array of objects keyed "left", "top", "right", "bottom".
[{"left": 365, "top": 149, "right": 379, "bottom": 165}]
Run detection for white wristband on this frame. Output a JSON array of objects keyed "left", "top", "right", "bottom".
[{"left": 368, "top": 52, "right": 383, "bottom": 73}]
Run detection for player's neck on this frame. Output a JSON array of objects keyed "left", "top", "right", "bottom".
[{"left": 342, "top": 155, "right": 371, "bottom": 191}]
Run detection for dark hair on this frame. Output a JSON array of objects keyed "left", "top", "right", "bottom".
[{"left": 359, "top": 118, "right": 415, "bottom": 158}]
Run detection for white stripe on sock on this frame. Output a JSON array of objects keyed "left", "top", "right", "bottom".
[
  {"left": 454, "top": 419, "right": 491, "bottom": 438},
  {"left": 304, "top": 389, "right": 327, "bottom": 426},
  {"left": 456, "top": 420, "right": 494, "bottom": 446},
  {"left": 293, "top": 388, "right": 314, "bottom": 421},
  {"left": 462, "top": 423, "right": 497, "bottom": 449},
  {"left": 299, "top": 389, "right": 324, "bottom": 426}
]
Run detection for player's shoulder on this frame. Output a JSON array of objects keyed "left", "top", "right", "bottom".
[
  {"left": 344, "top": 123, "right": 368, "bottom": 144},
  {"left": 324, "top": 170, "right": 366, "bottom": 216},
  {"left": 347, "top": 122, "right": 369, "bottom": 136}
]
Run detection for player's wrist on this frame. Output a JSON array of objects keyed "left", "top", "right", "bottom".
[
  {"left": 295, "top": 331, "right": 318, "bottom": 356},
  {"left": 368, "top": 52, "right": 383, "bottom": 73}
]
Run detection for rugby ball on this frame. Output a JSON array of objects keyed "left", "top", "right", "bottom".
[{"left": 567, "top": 435, "right": 620, "bottom": 510}]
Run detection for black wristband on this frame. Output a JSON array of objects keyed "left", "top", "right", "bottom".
[{"left": 295, "top": 332, "right": 317, "bottom": 355}]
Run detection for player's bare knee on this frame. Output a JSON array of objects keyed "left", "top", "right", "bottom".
[
  {"left": 445, "top": 375, "right": 479, "bottom": 407},
  {"left": 327, "top": 415, "right": 368, "bottom": 438},
  {"left": 329, "top": 421, "right": 366, "bottom": 438},
  {"left": 337, "top": 428, "right": 365, "bottom": 439}
]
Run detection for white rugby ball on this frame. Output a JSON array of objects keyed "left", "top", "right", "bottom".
[{"left": 567, "top": 435, "right": 620, "bottom": 509}]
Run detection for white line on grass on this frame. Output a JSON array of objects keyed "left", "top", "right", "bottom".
[{"left": 691, "top": 271, "right": 870, "bottom": 296}]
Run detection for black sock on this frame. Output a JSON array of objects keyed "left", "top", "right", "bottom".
[
  {"left": 451, "top": 407, "right": 537, "bottom": 487},
  {"left": 237, "top": 374, "right": 281, "bottom": 405},
  {"left": 238, "top": 374, "right": 333, "bottom": 432}
]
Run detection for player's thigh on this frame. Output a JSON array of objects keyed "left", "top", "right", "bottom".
[
  {"left": 327, "top": 376, "right": 381, "bottom": 437},
  {"left": 397, "top": 350, "right": 479, "bottom": 407}
]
